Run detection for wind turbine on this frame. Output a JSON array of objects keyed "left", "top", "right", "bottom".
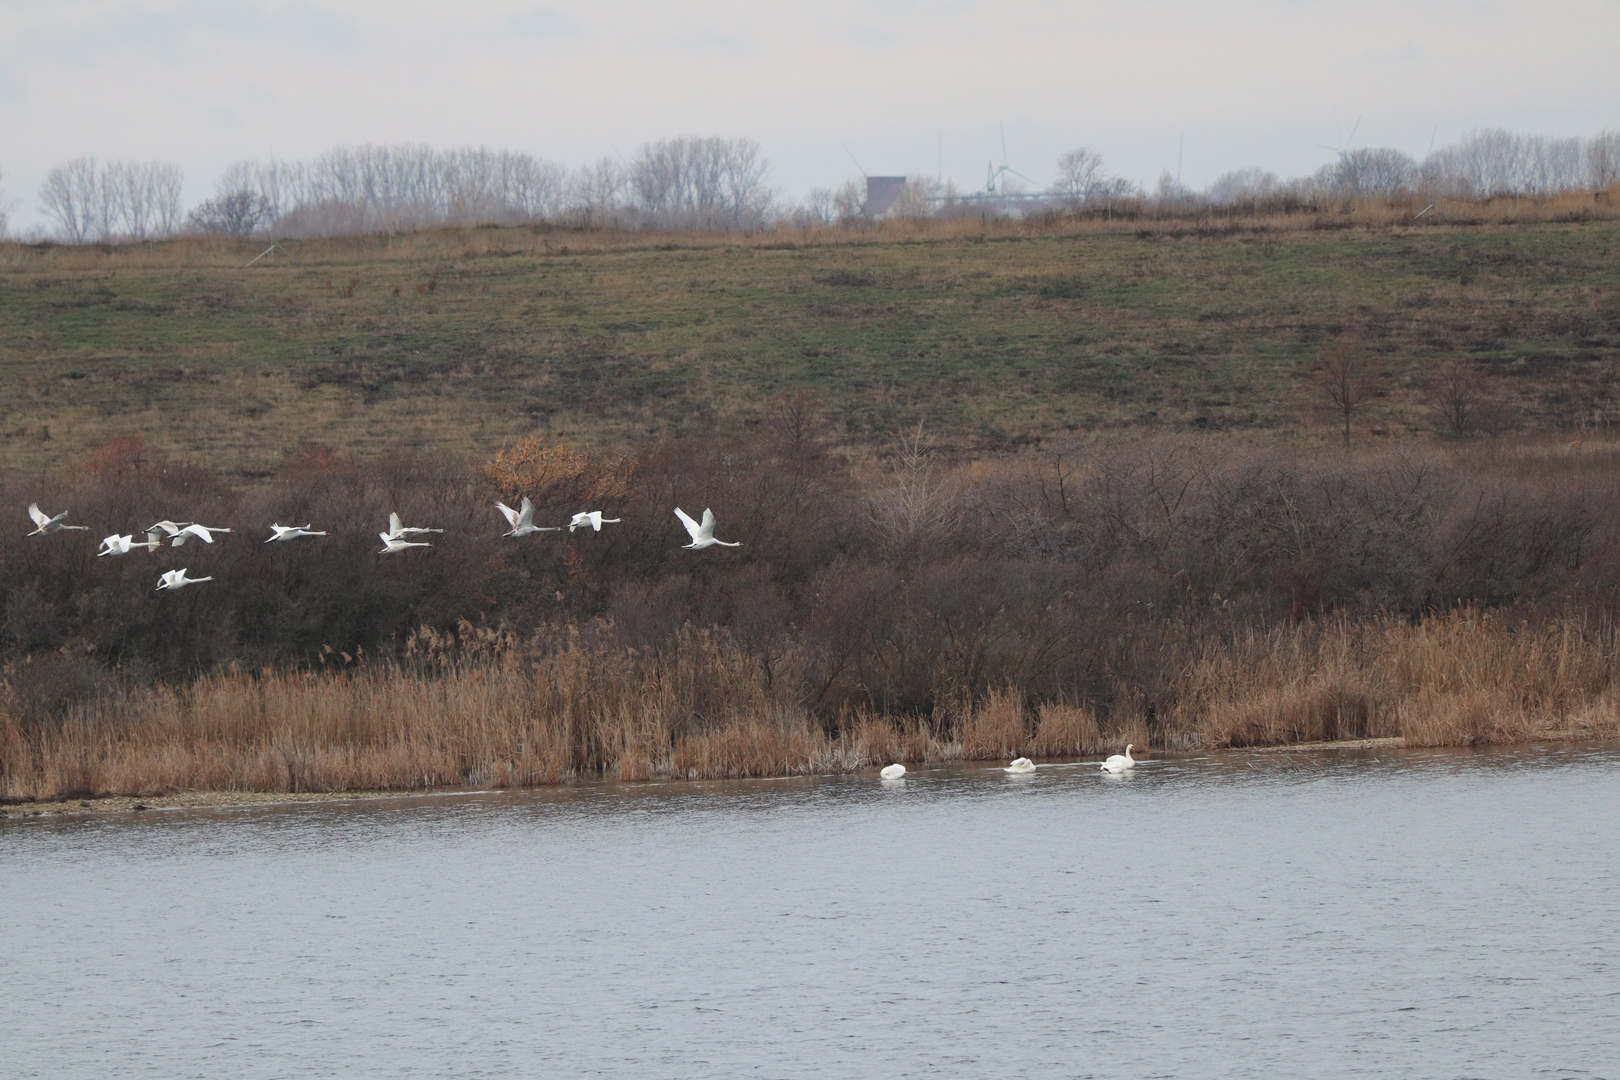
[
  {"left": 1318, "top": 116, "right": 1363, "bottom": 164},
  {"left": 986, "top": 124, "right": 1039, "bottom": 196}
]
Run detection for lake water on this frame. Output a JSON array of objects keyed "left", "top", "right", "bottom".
[{"left": 3, "top": 745, "right": 1618, "bottom": 1079}]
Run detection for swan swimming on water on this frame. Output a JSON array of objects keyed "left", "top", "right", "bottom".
[
  {"left": 1004, "top": 757, "right": 1038, "bottom": 774},
  {"left": 1101, "top": 744, "right": 1138, "bottom": 774},
  {"left": 497, "top": 498, "right": 558, "bottom": 538},
  {"left": 674, "top": 507, "right": 740, "bottom": 549},
  {"left": 27, "top": 503, "right": 89, "bottom": 536},
  {"left": 266, "top": 524, "right": 329, "bottom": 542},
  {"left": 568, "top": 511, "right": 621, "bottom": 533},
  {"left": 880, "top": 763, "right": 907, "bottom": 780},
  {"left": 156, "top": 568, "right": 214, "bottom": 591}
]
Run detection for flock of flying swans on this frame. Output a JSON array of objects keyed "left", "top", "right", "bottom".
[
  {"left": 25, "top": 501, "right": 738, "bottom": 592},
  {"left": 37, "top": 499, "right": 1147, "bottom": 777}
]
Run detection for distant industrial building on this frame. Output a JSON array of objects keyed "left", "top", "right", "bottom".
[{"left": 864, "top": 177, "right": 909, "bottom": 217}]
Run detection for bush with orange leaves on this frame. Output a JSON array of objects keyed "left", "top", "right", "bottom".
[{"left": 479, "top": 435, "right": 636, "bottom": 508}]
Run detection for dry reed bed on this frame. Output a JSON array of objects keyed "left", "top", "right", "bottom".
[{"left": 3, "top": 611, "right": 1618, "bottom": 802}]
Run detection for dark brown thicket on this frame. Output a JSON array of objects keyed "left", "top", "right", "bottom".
[{"left": 5, "top": 422, "right": 1620, "bottom": 799}]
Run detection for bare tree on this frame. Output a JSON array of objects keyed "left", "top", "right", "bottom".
[
  {"left": 1587, "top": 131, "right": 1620, "bottom": 191},
  {"left": 186, "top": 190, "right": 274, "bottom": 236},
  {"left": 38, "top": 158, "right": 102, "bottom": 242},
  {"left": 1208, "top": 168, "right": 1279, "bottom": 207},
  {"left": 565, "top": 156, "right": 626, "bottom": 226},
  {"left": 628, "top": 136, "right": 772, "bottom": 228},
  {"left": 1049, "top": 147, "right": 1105, "bottom": 209},
  {"left": 1425, "top": 357, "right": 1495, "bottom": 437},
  {"left": 1309, "top": 344, "right": 1382, "bottom": 449},
  {"left": 39, "top": 158, "right": 183, "bottom": 242}
]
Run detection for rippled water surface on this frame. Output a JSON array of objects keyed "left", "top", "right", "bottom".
[{"left": 4, "top": 745, "right": 1620, "bottom": 1079}]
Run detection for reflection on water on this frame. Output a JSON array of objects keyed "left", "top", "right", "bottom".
[{"left": 4, "top": 745, "right": 1619, "bottom": 1079}]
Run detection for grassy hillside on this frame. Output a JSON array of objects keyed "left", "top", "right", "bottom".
[{"left": 3, "top": 215, "right": 1618, "bottom": 478}]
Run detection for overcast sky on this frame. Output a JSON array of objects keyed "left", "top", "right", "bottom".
[{"left": 2, "top": 0, "right": 1617, "bottom": 227}]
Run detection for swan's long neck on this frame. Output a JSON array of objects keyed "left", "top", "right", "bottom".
[{"left": 1125, "top": 745, "right": 1135, "bottom": 761}]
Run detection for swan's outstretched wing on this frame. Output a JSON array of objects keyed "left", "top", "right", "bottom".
[
  {"left": 28, "top": 503, "right": 48, "bottom": 528},
  {"left": 517, "top": 497, "right": 535, "bottom": 528},
  {"left": 674, "top": 507, "right": 703, "bottom": 543},
  {"left": 178, "top": 524, "right": 215, "bottom": 544},
  {"left": 699, "top": 508, "right": 717, "bottom": 540},
  {"left": 388, "top": 512, "right": 404, "bottom": 537},
  {"left": 496, "top": 502, "right": 521, "bottom": 528}
]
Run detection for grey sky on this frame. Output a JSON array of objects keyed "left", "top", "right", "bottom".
[{"left": 1, "top": 0, "right": 1617, "bottom": 226}]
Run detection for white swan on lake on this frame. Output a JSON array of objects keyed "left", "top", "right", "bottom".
[
  {"left": 880, "top": 763, "right": 907, "bottom": 780},
  {"left": 156, "top": 568, "right": 213, "bottom": 591},
  {"left": 497, "top": 498, "right": 558, "bottom": 538},
  {"left": 97, "top": 533, "right": 162, "bottom": 557},
  {"left": 378, "top": 532, "right": 433, "bottom": 554},
  {"left": 568, "top": 511, "right": 621, "bottom": 533},
  {"left": 266, "top": 523, "right": 328, "bottom": 543},
  {"left": 1101, "top": 744, "right": 1138, "bottom": 774},
  {"left": 1004, "top": 757, "right": 1038, "bottom": 774},
  {"left": 386, "top": 512, "right": 443, "bottom": 539},
  {"left": 27, "top": 503, "right": 89, "bottom": 536},
  {"left": 674, "top": 507, "right": 740, "bottom": 549}
]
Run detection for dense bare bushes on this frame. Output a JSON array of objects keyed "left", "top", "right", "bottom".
[{"left": 4, "top": 423, "right": 1620, "bottom": 798}]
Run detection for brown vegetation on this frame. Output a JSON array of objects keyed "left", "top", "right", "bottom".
[
  {"left": 4, "top": 610, "right": 1616, "bottom": 802},
  {"left": 5, "top": 418, "right": 1620, "bottom": 802}
]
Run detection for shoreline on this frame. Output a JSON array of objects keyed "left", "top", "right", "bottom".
[{"left": 12, "top": 733, "right": 1619, "bottom": 820}]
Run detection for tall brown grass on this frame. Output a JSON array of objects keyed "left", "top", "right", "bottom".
[{"left": 4, "top": 609, "right": 1617, "bottom": 802}]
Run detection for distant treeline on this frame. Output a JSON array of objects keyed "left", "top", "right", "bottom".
[{"left": 14, "top": 127, "right": 1620, "bottom": 243}]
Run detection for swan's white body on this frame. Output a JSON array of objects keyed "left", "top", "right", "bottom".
[
  {"left": 378, "top": 532, "right": 433, "bottom": 554},
  {"left": 387, "top": 512, "right": 443, "bottom": 539},
  {"left": 674, "top": 507, "right": 740, "bottom": 549},
  {"left": 28, "top": 503, "right": 89, "bottom": 536},
  {"left": 1101, "top": 744, "right": 1138, "bottom": 774},
  {"left": 266, "top": 523, "right": 328, "bottom": 543},
  {"left": 880, "top": 763, "right": 907, "bottom": 780},
  {"left": 166, "top": 523, "right": 231, "bottom": 546},
  {"left": 497, "top": 498, "right": 558, "bottom": 538},
  {"left": 1004, "top": 757, "right": 1037, "bottom": 774},
  {"left": 156, "top": 568, "right": 214, "bottom": 591},
  {"left": 568, "top": 511, "right": 621, "bottom": 533},
  {"left": 97, "top": 533, "right": 162, "bottom": 557}
]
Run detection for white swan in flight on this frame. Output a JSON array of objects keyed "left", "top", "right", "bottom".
[
  {"left": 1004, "top": 757, "right": 1038, "bottom": 774},
  {"left": 266, "top": 523, "right": 328, "bottom": 542},
  {"left": 156, "top": 568, "right": 214, "bottom": 591},
  {"left": 674, "top": 507, "right": 740, "bottom": 549},
  {"left": 386, "top": 512, "right": 444, "bottom": 539},
  {"left": 880, "top": 763, "right": 907, "bottom": 780},
  {"left": 378, "top": 532, "right": 433, "bottom": 554},
  {"left": 1101, "top": 745, "right": 1138, "bottom": 774},
  {"left": 27, "top": 503, "right": 89, "bottom": 536},
  {"left": 160, "top": 523, "right": 232, "bottom": 546},
  {"left": 568, "top": 511, "right": 621, "bottom": 533},
  {"left": 497, "top": 497, "right": 558, "bottom": 538},
  {"left": 97, "top": 533, "right": 162, "bottom": 556}
]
